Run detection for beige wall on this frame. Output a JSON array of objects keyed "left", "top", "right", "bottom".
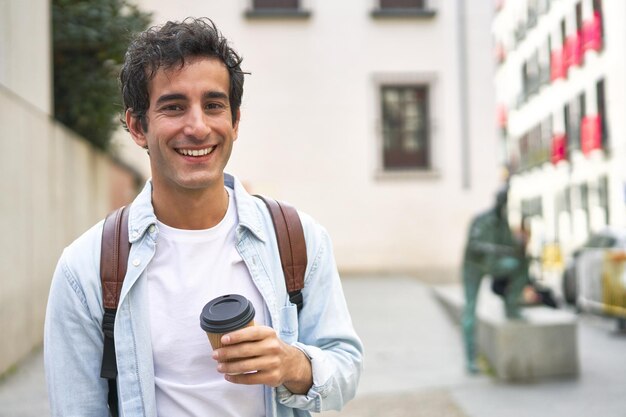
[
  {"left": 129, "top": 0, "right": 501, "bottom": 277},
  {"left": 0, "top": 0, "right": 51, "bottom": 114},
  {"left": 0, "top": 86, "right": 140, "bottom": 375}
]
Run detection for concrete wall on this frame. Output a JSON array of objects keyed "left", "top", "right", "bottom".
[
  {"left": 0, "top": 86, "right": 140, "bottom": 375},
  {"left": 131, "top": 0, "right": 501, "bottom": 277}
]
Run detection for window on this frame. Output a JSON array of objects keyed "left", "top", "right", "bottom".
[
  {"left": 519, "top": 132, "right": 530, "bottom": 170},
  {"left": 372, "top": 0, "right": 436, "bottom": 17},
  {"left": 380, "top": 0, "right": 425, "bottom": 8},
  {"left": 253, "top": 0, "right": 299, "bottom": 9},
  {"left": 599, "top": 176, "right": 610, "bottom": 224},
  {"left": 523, "top": 51, "right": 540, "bottom": 98},
  {"left": 597, "top": 78, "right": 608, "bottom": 148},
  {"left": 380, "top": 85, "right": 430, "bottom": 170},
  {"left": 527, "top": 0, "right": 539, "bottom": 29},
  {"left": 565, "top": 93, "right": 585, "bottom": 155},
  {"left": 540, "top": 116, "right": 552, "bottom": 164},
  {"left": 538, "top": 38, "right": 551, "bottom": 86},
  {"left": 245, "top": 0, "right": 310, "bottom": 18}
]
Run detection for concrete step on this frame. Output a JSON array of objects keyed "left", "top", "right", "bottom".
[{"left": 433, "top": 282, "right": 579, "bottom": 381}]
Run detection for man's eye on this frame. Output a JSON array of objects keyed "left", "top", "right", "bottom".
[
  {"left": 162, "top": 104, "right": 183, "bottom": 111},
  {"left": 206, "top": 103, "right": 224, "bottom": 110}
]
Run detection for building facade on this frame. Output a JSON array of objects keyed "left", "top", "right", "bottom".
[
  {"left": 129, "top": 0, "right": 501, "bottom": 278},
  {"left": 493, "top": 0, "right": 626, "bottom": 279}
]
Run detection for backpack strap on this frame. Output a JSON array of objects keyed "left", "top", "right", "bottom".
[
  {"left": 100, "top": 205, "right": 130, "bottom": 417},
  {"left": 255, "top": 196, "right": 307, "bottom": 312}
]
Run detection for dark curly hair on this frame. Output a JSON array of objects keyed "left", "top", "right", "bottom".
[{"left": 120, "top": 17, "right": 245, "bottom": 131}]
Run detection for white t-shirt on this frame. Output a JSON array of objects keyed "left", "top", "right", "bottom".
[{"left": 146, "top": 189, "right": 266, "bottom": 417}]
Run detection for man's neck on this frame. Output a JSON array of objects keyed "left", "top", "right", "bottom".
[{"left": 151, "top": 182, "right": 230, "bottom": 230}]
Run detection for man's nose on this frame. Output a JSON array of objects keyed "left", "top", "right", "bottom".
[{"left": 183, "top": 107, "right": 210, "bottom": 139}]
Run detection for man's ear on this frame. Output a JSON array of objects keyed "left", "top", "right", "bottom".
[
  {"left": 126, "top": 109, "right": 147, "bottom": 148},
  {"left": 233, "top": 109, "right": 241, "bottom": 141}
]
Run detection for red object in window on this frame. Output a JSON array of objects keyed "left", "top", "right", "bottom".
[
  {"left": 551, "top": 133, "right": 566, "bottom": 164},
  {"left": 564, "top": 32, "right": 583, "bottom": 68},
  {"left": 581, "top": 115, "right": 602, "bottom": 155},
  {"left": 550, "top": 49, "right": 566, "bottom": 80},
  {"left": 582, "top": 12, "right": 603, "bottom": 52},
  {"left": 496, "top": 104, "right": 507, "bottom": 128}
]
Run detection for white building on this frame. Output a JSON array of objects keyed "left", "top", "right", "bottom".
[
  {"left": 122, "top": 0, "right": 501, "bottom": 278},
  {"left": 493, "top": 0, "right": 626, "bottom": 267}
]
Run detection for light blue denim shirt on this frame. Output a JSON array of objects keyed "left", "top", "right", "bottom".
[{"left": 44, "top": 174, "right": 363, "bottom": 417}]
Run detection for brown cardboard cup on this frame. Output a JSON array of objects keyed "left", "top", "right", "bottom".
[{"left": 200, "top": 294, "right": 256, "bottom": 352}]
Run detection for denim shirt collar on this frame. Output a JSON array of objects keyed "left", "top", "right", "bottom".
[{"left": 127, "top": 173, "right": 267, "bottom": 244}]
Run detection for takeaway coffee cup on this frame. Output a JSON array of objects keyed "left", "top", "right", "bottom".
[{"left": 200, "top": 294, "right": 256, "bottom": 350}]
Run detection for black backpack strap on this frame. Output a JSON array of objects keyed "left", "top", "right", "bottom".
[
  {"left": 255, "top": 196, "right": 307, "bottom": 312},
  {"left": 100, "top": 206, "right": 130, "bottom": 417}
]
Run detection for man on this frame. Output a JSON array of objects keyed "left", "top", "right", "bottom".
[
  {"left": 461, "top": 187, "right": 528, "bottom": 373},
  {"left": 44, "top": 18, "right": 363, "bottom": 416}
]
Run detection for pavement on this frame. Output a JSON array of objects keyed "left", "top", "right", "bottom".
[{"left": 1, "top": 275, "right": 626, "bottom": 416}]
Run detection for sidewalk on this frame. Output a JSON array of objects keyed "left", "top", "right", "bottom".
[
  {"left": 325, "top": 276, "right": 626, "bottom": 417},
  {"left": 1, "top": 275, "right": 625, "bottom": 416},
  {"left": 0, "top": 346, "right": 48, "bottom": 417}
]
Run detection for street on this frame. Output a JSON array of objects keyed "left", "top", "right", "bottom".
[{"left": 1, "top": 275, "right": 625, "bottom": 416}]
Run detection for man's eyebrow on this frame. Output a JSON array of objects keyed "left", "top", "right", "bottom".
[
  {"left": 204, "top": 91, "right": 229, "bottom": 101},
  {"left": 155, "top": 93, "right": 187, "bottom": 105}
]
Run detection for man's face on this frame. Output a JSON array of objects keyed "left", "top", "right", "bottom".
[{"left": 127, "top": 56, "right": 239, "bottom": 195}]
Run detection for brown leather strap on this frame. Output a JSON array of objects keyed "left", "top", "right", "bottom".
[
  {"left": 256, "top": 196, "right": 307, "bottom": 295},
  {"left": 100, "top": 206, "right": 130, "bottom": 310}
]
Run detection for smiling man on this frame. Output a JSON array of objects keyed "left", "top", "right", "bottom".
[{"left": 44, "top": 18, "right": 362, "bottom": 417}]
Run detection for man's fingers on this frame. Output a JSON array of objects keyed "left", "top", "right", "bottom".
[
  {"left": 213, "top": 336, "right": 281, "bottom": 362},
  {"left": 220, "top": 325, "right": 272, "bottom": 345}
]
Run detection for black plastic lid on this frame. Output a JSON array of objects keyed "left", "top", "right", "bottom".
[{"left": 199, "top": 294, "right": 255, "bottom": 333}]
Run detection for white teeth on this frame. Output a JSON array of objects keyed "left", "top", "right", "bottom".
[{"left": 178, "top": 147, "right": 214, "bottom": 157}]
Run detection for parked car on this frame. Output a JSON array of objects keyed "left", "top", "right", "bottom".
[{"left": 562, "top": 227, "right": 626, "bottom": 329}]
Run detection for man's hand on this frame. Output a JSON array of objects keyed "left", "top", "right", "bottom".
[{"left": 212, "top": 326, "right": 313, "bottom": 394}]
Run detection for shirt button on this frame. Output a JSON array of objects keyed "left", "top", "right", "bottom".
[
  {"left": 132, "top": 258, "right": 141, "bottom": 267},
  {"left": 148, "top": 225, "right": 156, "bottom": 234}
]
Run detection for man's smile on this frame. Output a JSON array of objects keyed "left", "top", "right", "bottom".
[{"left": 176, "top": 146, "right": 216, "bottom": 157}]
